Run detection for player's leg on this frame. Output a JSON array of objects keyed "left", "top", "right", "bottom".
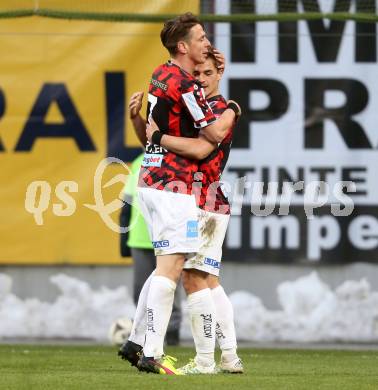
[
  {"left": 118, "top": 188, "right": 156, "bottom": 369},
  {"left": 118, "top": 248, "right": 155, "bottom": 366},
  {"left": 166, "top": 279, "right": 182, "bottom": 345},
  {"left": 207, "top": 274, "right": 243, "bottom": 373},
  {"left": 131, "top": 249, "right": 155, "bottom": 347},
  {"left": 119, "top": 273, "right": 152, "bottom": 365},
  {"left": 132, "top": 248, "right": 155, "bottom": 305},
  {"left": 143, "top": 253, "right": 184, "bottom": 356},
  {"left": 121, "top": 248, "right": 182, "bottom": 366},
  {"left": 138, "top": 253, "right": 184, "bottom": 374},
  {"left": 178, "top": 268, "right": 217, "bottom": 374},
  {"left": 129, "top": 247, "right": 181, "bottom": 348},
  {"left": 178, "top": 209, "right": 221, "bottom": 374},
  {"left": 136, "top": 188, "right": 199, "bottom": 374},
  {"left": 182, "top": 210, "right": 243, "bottom": 373}
]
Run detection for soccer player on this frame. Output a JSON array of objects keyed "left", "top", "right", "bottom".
[
  {"left": 123, "top": 49, "right": 243, "bottom": 374},
  {"left": 121, "top": 93, "right": 182, "bottom": 346},
  {"left": 121, "top": 13, "right": 240, "bottom": 375},
  {"left": 146, "top": 49, "right": 243, "bottom": 374}
]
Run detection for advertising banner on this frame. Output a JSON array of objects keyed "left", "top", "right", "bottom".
[
  {"left": 0, "top": 0, "right": 199, "bottom": 264},
  {"left": 216, "top": 0, "right": 378, "bottom": 263}
]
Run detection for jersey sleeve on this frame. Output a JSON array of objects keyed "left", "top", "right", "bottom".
[{"left": 181, "top": 82, "right": 217, "bottom": 129}]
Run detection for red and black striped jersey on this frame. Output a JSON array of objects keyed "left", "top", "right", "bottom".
[
  {"left": 139, "top": 61, "right": 217, "bottom": 194},
  {"left": 196, "top": 95, "right": 234, "bottom": 214}
]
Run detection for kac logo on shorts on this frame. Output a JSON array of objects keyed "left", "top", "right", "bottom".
[
  {"left": 153, "top": 240, "right": 170, "bottom": 248},
  {"left": 142, "top": 154, "right": 163, "bottom": 167},
  {"left": 186, "top": 220, "right": 198, "bottom": 238},
  {"left": 204, "top": 257, "right": 220, "bottom": 269}
]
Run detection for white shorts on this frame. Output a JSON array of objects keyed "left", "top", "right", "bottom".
[
  {"left": 184, "top": 209, "right": 230, "bottom": 276},
  {"left": 137, "top": 187, "right": 199, "bottom": 256}
]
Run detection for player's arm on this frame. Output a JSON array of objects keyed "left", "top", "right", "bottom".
[
  {"left": 146, "top": 119, "right": 217, "bottom": 160},
  {"left": 129, "top": 92, "right": 147, "bottom": 146},
  {"left": 182, "top": 85, "right": 241, "bottom": 144},
  {"left": 201, "top": 101, "right": 241, "bottom": 143}
]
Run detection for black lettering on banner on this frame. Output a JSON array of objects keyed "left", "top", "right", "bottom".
[
  {"left": 279, "top": 0, "right": 349, "bottom": 63},
  {"left": 229, "top": 79, "right": 289, "bottom": 149},
  {"left": 278, "top": 167, "right": 305, "bottom": 195},
  {"left": 0, "top": 88, "right": 5, "bottom": 151},
  {"left": 15, "top": 83, "right": 96, "bottom": 151},
  {"left": 231, "top": 0, "right": 255, "bottom": 63},
  {"left": 303, "top": 0, "right": 351, "bottom": 63},
  {"left": 304, "top": 78, "right": 370, "bottom": 149},
  {"left": 279, "top": 0, "right": 376, "bottom": 63},
  {"left": 224, "top": 205, "right": 378, "bottom": 264},
  {"left": 278, "top": 0, "right": 298, "bottom": 62},
  {"left": 356, "top": 0, "right": 377, "bottom": 62},
  {"left": 342, "top": 167, "right": 367, "bottom": 196},
  {"left": 105, "top": 72, "right": 142, "bottom": 162},
  {"left": 310, "top": 167, "right": 336, "bottom": 183}
]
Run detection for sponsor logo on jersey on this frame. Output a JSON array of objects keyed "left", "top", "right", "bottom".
[
  {"left": 152, "top": 239, "right": 170, "bottom": 248},
  {"left": 186, "top": 220, "right": 198, "bottom": 238},
  {"left": 204, "top": 257, "right": 220, "bottom": 269},
  {"left": 151, "top": 77, "right": 168, "bottom": 91},
  {"left": 142, "top": 153, "right": 163, "bottom": 167}
]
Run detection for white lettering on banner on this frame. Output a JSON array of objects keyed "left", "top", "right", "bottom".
[
  {"left": 307, "top": 216, "right": 341, "bottom": 260},
  {"left": 348, "top": 216, "right": 378, "bottom": 250},
  {"left": 215, "top": 0, "right": 378, "bottom": 262},
  {"left": 234, "top": 212, "right": 378, "bottom": 261},
  {"left": 251, "top": 216, "right": 300, "bottom": 250}
]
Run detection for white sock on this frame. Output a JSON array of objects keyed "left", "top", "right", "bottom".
[
  {"left": 187, "top": 288, "right": 216, "bottom": 366},
  {"left": 211, "top": 285, "right": 237, "bottom": 356},
  {"left": 128, "top": 271, "right": 155, "bottom": 347},
  {"left": 143, "top": 275, "right": 176, "bottom": 359}
]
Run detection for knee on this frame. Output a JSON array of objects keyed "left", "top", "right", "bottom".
[
  {"left": 207, "top": 275, "right": 220, "bottom": 290},
  {"left": 182, "top": 269, "right": 208, "bottom": 295},
  {"left": 155, "top": 254, "right": 184, "bottom": 283}
]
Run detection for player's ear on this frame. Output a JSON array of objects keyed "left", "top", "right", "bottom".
[{"left": 177, "top": 40, "right": 188, "bottom": 55}]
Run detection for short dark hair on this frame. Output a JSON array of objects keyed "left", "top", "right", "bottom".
[{"left": 160, "top": 12, "right": 204, "bottom": 56}]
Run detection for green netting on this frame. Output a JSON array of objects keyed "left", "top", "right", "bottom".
[{"left": 0, "top": 1, "right": 377, "bottom": 23}]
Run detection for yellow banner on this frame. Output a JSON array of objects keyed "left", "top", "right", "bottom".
[{"left": 0, "top": 3, "right": 199, "bottom": 264}]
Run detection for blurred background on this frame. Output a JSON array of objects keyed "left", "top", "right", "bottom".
[{"left": 0, "top": 0, "right": 377, "bottom": 344}]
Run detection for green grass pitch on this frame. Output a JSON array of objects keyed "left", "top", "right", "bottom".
[{"left": 1, "top": 345, "right": 377, "bottom": 389}]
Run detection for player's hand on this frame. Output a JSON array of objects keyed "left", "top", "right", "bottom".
[
  {"left": 213, "top": 48, "right": 225, "bottom": 73},
  {"left": 129, "top": 91, "right": 144, "bottom": 119},
  {"left": 146, "top": 118, "right": 160, "bottom": 142},
  {"left": 227, "top": 100, "right": 242, "bottom": 118}
]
